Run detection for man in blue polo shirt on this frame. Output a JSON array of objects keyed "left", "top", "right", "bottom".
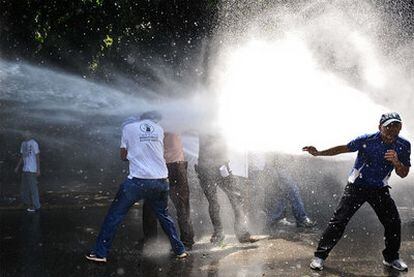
[{"left": 303, "top": 112, "right": 410, "bottom": 271}]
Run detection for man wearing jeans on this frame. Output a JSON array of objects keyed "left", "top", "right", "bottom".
[
  {"left": 86, "top": 111, "right": 187, "bottom": 263},
  {"left": 14, "top": 132, "right": 41, "bottom": 212},
  {"left": 303, "top": 112, "right": 410, "bottom": 271},
  {"left": 251, "top": 153, "right": 315, "bottom": 229},
  {"left": 266, "top": 168, "right": 315, "bottom": 229}
]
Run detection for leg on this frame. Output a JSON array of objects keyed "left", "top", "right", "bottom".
[
  {"left": 248, "top": 169, "right": 267, "bottom": 220},
  {"left": 20, "top": 173, "right": 31, "bottom": 206},
  {"left": 266, "top": 173, "right": 288, "bottom": 225},
  {"left": 197, "top": 167, "right": 223, "bottom": 238},
  {"left": 285, "top": 182, "right": 307, "bottom": 223},
  {"left": 315, "top": 184, "right": 366, "bottom": 259},
  {"left": 93, "top": 178, "right": 140, "bottom": 257},
  {"left": 168, "top": 162, "right": 195, "bottom": 247},
  {"left": 28, "top": 174, "right": 41, "bottom": 210},
  {"left": 219, "top": 176, "right": 250, "bottom": 241},
  {"left": 142, "top": 200, "right": 158, "bottom": 240},
  {"left": 147, "top": 180, "right": 185, "bottom": 255},
  {"left": 368, "top": 188, "right": 401, "bottom": 262}
]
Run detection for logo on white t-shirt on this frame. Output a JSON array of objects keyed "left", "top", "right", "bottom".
[
  {"left": 140, "top": 123, "right": 154, "bottom": 134},
  {"left": 22, "top": 142, "right": 34, "bottom": 158},
  {"left": 139, "top": 122, "right": 158, "bottom": 142}
]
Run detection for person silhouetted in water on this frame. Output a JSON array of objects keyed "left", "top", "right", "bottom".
[{"left": 15, "top": 131, "right": 41, "bottom": 212}]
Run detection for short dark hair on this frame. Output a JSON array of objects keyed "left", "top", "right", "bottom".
[{"left": 140, "top": 111, "right": 162, "bottom": 122}]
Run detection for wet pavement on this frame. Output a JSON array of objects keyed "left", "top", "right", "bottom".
[
  {"left": 2, "top": 171, "right": 414, "bottom": 276},
  {"left": 3, "top": 201, "right": 414, "bottom": 277}
]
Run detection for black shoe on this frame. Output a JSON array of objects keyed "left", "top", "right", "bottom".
[
  {"left": 238, "top": 231, "right": 260, "bottom": 243},
  {"left": 210, "top": 233, "right": 225, "bottom": 244},
  {"left": 183, "top": 243, "right": 193, "bottom": 251},
  {"left": 238, "top": 235, "right": 260, "bottom": 243}
]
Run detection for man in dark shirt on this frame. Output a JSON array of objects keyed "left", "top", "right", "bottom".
[
  {"left": 196, "top": 132, "right": 257, "bottom": 243},
  {"left": 303, "top": 112, "right": 410, "bottom": 271}
]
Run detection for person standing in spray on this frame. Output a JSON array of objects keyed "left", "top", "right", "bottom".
[
  {"left": 303, "top": 112, "right": 410, "bottom": 271},
  {"left": 14, "top": 131, "right": 41, "bottom": 212},
  {"left": 86, "top": 111, "right": 187, "bottom": 263},
  {"left": 196, "top": 132, "right": 258, "bottom": 244},
  {"left": 142, "top": 132, "right": 195, "bottom": 250}
]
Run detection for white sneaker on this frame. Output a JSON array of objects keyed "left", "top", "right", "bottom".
[
  {"left": 383, "top": 259, "right": 408, "bottom": 271},
  {"left": 310, "top": 257, "right": 324, "bottom": 270},
  {"left": 85, "top": 253, "right": 107, "bottom": 263},
  {"left": 176, "top": 252, "right": 188, "bottom": 259},
  {"left": 277, "top": 218, "right": 295, "bottom": 226},
  {"left": 26, "top": 208, "right": 36, "bottom": 212}
]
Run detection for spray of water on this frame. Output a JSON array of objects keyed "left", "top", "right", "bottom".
[
  {"left": 0, "top": 59, "right": 211, "bottom": 148},
  {"left": 210, "top": 0, "right": 414, "bottom": 155}
]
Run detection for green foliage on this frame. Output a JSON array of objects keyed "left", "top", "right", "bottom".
[
  {"left": 34, "top": 31, "right": 45, "bottom": 44},
  {"left": 82, "top": 0, "right": 104, "bottom": 7},
  {"left": 103, "top": 35, "right": 113, "bottom": 48},
  {"left": 0, "top": 0, "right": 219, "bottom": 79}
]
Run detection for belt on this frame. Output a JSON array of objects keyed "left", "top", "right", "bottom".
[
  {"left": 167, "top": 161, "right": 187, "bottom": 165},
  {"left": 130, "top": 177, "right": 167, "bottom": 181}
]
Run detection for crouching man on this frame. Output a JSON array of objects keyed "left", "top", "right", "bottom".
[
  {"left": 303, "top": 112, "right": 410, "bottom": 271},
  {"left": 86, "top": 111, "right": 187, "bottom": 263}
]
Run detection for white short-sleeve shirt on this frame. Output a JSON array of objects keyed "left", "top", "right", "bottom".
[
  {"left": 229, "top": 150, "right": 249, "bottom": 178},
  {"left": 121, "top": 119, "right": 168, "bottom": 179},
  {"left": 20, "top": 139, "right": 40, "bottom": 173}
]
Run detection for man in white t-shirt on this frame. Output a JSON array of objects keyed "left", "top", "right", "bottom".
[
  {"left": 143, "top": 132, "right": 195, "bottom": 249},
  {"left": 14, "top": 132, "right": 41, "bottom": 212},
  {"left": 86, "top": 111, "right": 187, "bottom": 263}
]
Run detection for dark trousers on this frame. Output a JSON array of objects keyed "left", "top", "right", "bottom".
[
  {"left": 93, "top": 178, "right": 185, "bottom": 257},
  {"left": 196, "top": 166, "right": 250, "bottom": 241},
  {"left": 315, "top": 183, "right": 401, "bottom": 262},
  {"left": 143, "top": 161, "right": 195, "bottom": 247}
]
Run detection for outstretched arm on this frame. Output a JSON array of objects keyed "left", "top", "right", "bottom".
[{"left": 302, "top": 145, "right": 350, "bottom": 156}]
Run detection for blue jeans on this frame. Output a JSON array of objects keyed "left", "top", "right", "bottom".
[
  {"left": 21, "top": 172, "right": 41, "bottom": 209},
  {"left": 267, "top": 171, "right": 307, "bottom": 224},
  {"left": 92, "top": 178, "right": 185, "bottom": 257}
]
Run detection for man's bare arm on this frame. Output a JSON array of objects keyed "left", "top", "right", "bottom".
[
  {"left": 120, "top": 148, "right": 128, "bottom": 161},
  {"left": 14, "top": 156, "right": 22, "bottom": 173},
  {"left": 36, "top": 153, "right": 41, "bottom": 176},
  {"left": 302, "top": 145, "right": 350, "bottom": 156}
]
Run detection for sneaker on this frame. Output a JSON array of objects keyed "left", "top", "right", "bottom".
[
  {"left": 183, "top": 243, "right": 193, "bottom": 251},
  {"left": 177, "top": 252, "right": 188, "bottom": 259},
  {"left": 383, "top": 259, "right": 408, "bottom": 271},
  {"left": 85, "top": 253, "right": 107, "bottom": 263},
  {"left": 27, "top": 208, "right": 36, "bottom": 212},
  {"left": 310, "top": 257, "right": 324, "bottom": 271},
  {"left": 210, "top": 233, "right": 225, "bottom": 244},
  {"left": 277, "top": 218, "right": 295, "bottom": 226},
  {"left": 297, "top": 217, "right": 316, "bottom": 228},
  {"left": 238, "top": 235, "right": 260, "bottom": 243}
]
